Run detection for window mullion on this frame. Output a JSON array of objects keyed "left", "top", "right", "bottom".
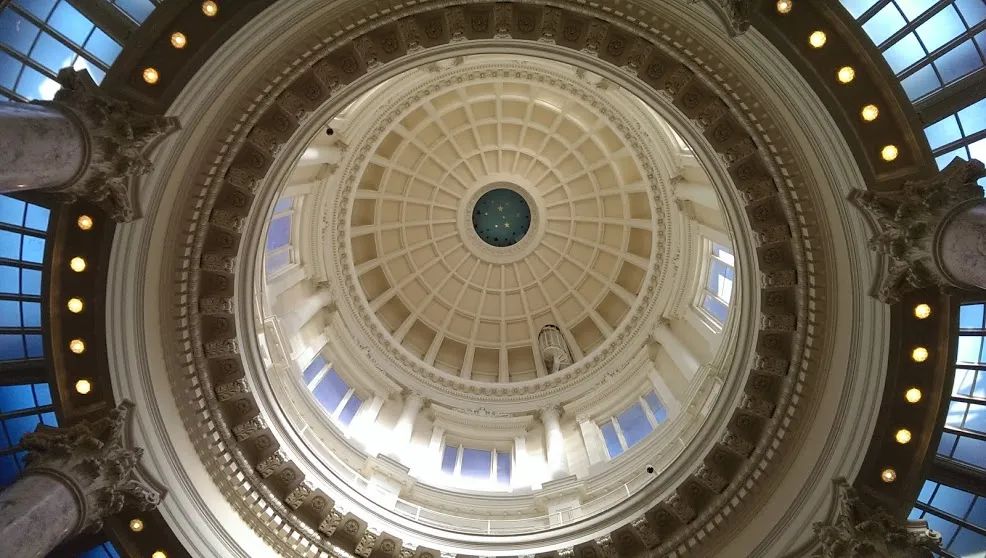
[
  {"left": 895, "top": 20, "right": 986, "bottom": 82},
  {"left": 873, "top": 0, "right": 955, "bottom": 51}
]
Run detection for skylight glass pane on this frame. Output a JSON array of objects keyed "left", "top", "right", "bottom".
[
  {"left": 460, "top": 448, "right": 491, "bottom": 480},
  {"left": 842, "top": 0, "right": 879, "bottom": 19},
  {"left": 47, "top": 2, "right": 94, "bottom": 46},
  {"left": 0, "top": 9, "right": 40, "bottom": 54},
  {"left": 311, "top": 369, "right": 348, "bottom": 414},
  {"left": 896, "top": 0, "right": 939, "bottom": 20},
  {"left": 960, "top": 303, "right": 985, "bottom": 329},
  {"left": 601, "top": 421, "right": 623, "bottom": 458},
  {"left": 441, "top": 445, "right": 457, "bottom": 474},
  {"left": 916, "top": 7, "right": 966, "bottom": 52},
  {"left": 0, "top": 197, "right": 25, "bottom": 226},
  {"left": 864, "top": 3, "right": 907, "bottom": 45},
  {"left": 925, "top": 115, "right": 963, "bottom": 150},
  {"left": 883, "top": 33, "right": 926, "bottom": 73},
  {"left": 703, "top": 294, "right": 729, "bottom": 323},
  {"left": 14, "top": 0, "right": 59, "bottom": 20},
  {"left": 617, "top": 403, "right": 653, "bottom": 447}
]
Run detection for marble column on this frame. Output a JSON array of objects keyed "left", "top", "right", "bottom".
[
  {"left": 853, "top": 158, "right": 986, "bottom": 302},
  {"left": 0, "top": 402, "right": 160, "bottom": 558},
  {"left": 0, "top": 68, "right": 177, "bottom": 221},
  {"left": 541, "top": 406, "right": 566, "bottom": 478},
  {"left": 0, "top": 103, "right": 86, "bottom": 190},
  {"left": 938, "top": 198, "right": 986, "bottom": 290},
  {"left": 653, "top": 320, "right": 700, "bottom": 381},
  {"left": 576, "top": 415, "right": 608, "bottom": 465},
  {"left": 392, "top": 392, "right": 424, "bottom": 448}
]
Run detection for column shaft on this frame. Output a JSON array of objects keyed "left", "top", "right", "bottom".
[
  {"left": 0, "top": 474, "right": 80, "bottom": 558},
  {"left": 541, "top": 407, "right": 566, "bottom": 477},
  {"left": 393, "top": 393, "right": 424, "bottom": 447},
  {"left": 577, "top": 417, "right": 608, "bottom": 465},
  {"left": 0, "top": 103, "right": 85, "bottom": 191},
  {"left": 938, "top": 198, "right": 986, "bottom": 290},
  {"left": 654, "top": 322, "right": 700, "bottom": 380}
]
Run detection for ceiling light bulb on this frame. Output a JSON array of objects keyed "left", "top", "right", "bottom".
[
  {"left": 895, "top": 429, "right": 912, "bottom": 444},
  {"left": 881, "top": 145, "right": 899, "bottom": 162},
  {"left": 809, "top": 31, "right": 827, "bottom": 48},
  {"left": 75, "top": 379, "right": 92, "bottom": 395},
  {"left": 170, "top": 32, "right": 187, "bottom": 49},
  {"left": 77, "top": 215, "right": 93, "bottom": 230},
  {"left": 914, "top": 304, "right": 932, "bottom": 319},
  {"left": 881, "top": 468, "right": 897, "bottom": 483},
  {"left": 69, "top": 257, "right": 86, "bottom": 272},
  {"left": 776, "top": 0, "right": 793, "bottom": 14},
  {"left": 861, "top": 104, "right": 880, "bottom": 122},
  {"left": 142, "top": 67, "right": 159, "bottom": 85},
  {"left": 152, "top": 552, "right": 168, "bottom": 558},
  {"left": 201, "top": 1, "right": 218, "bottom": 16},
  {"left": 67, "top": 298, "right": 84, "bottom": 313},
  {"left": 837, "top": 66, "right": 856, "bottom": 84},
  {"left": 129, "top": 518, "right": 144, "bottom": 532},
  {"left": 911, "top": 347, "right": 928, "bottom": 362},
  {"left": 905, "top": 388, "right": 922, "bottom": 403},
  {"left": 69, "top": 339, "right": 86, "bottom": 354}
]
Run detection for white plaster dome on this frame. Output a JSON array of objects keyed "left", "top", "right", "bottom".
[
  {"left": 344, "top": 67, "right": 661, "bottom": 382},
  {"left": 251, "top": 54, "right": 745, "bottom": 545}
]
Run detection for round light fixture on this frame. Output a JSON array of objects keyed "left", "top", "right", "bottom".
[
  {"left": 129, "top": 518, "right": 144, "bottom": 532},
  {"left": 776, "top": 0, "right": 793, "bottom": 14},
  {"left": 74, "top": 379, "right": 92, "bottom": 395},
  {"left": 837, "top": 66, "right": 856, "bottom": 84},
  {"left": 142, "top": 67, "right": 159, "bottom": 85},
  {"left": 911, "top": 347, "right": 929, "bottom": 363},
  {"left": 809, "top": 31, "right": 827, "bottom": 48},
  {"left": 881, "top": 468, "right": 897, "bottom": 483},
  {"left": 914, "top": 304, "right": 932, "bottom": 319},
  {"left": 69, "top": 339, "right": 86, "bottom": 354},
  {"left": 895, "top": 429, "right": 912, "bottom": 444},
  {"left": 881, "top": 145, "right": 899, "bottom": 162},
  {"left": 67, "top": 298, "right": 84, "bottom": 314},
  {"left": 905, "top": 388, "right": 922, "bottom": 404},
  {"left": 201, "top": 1, "right": 218, "bottom": 16},
  {"left": 861, "top": 104, "right": 880, "bottom": 122},
  {"left": 69, "top": 257, "right": 86, "bottom": 272},
  {"left": 152, "top": 552, "right": 168, "bottom": 558},
  {"left": 77, "top": 215, "right": 93, "bottom": 230},
  {"left": 170, "top": 32, "right": 187, "bottom": 49}
]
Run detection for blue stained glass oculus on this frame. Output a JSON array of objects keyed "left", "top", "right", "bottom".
[{"left": 472, "top": 188, "right": 531, "bottom": 247}]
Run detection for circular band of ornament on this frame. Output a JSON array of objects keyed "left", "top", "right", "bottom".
[{"left": 179, "top": 2, "right": 818, "bottom": 556}]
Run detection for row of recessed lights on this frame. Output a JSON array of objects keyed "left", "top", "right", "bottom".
[
  {"left": 64, "top": 217, "right": 169, "bottom": 553},
  {"left": 67, "top": 215, "right": 95, "bottom": 395},
  {"left": 880, "top": 303, "right": 933, "bottom": 484},
  {"left": 775, "top": 0, "right": 900, "bottom": 163},
  {"left": 141, "top": 1, "right": 219, "bottom": 85},
  {"left": 127, "top": 518, "right": 169, "bottom": 558}
]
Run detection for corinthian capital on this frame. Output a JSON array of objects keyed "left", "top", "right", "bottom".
[
  {"left": 36, "top": 69, "right": 179, "bottom": 222},
  {"left": 851, "top": 158, "right": 985, "bottom": 302},
  {"left": 20, "top": 401, "right": 162, "bottom": 532},
  {"left": 812, "top": 479, "right": 941, "bottom": 557}
]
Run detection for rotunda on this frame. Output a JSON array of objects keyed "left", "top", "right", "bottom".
[{"left": 0, "top": 1, "right": 982, "bottom": 558}]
